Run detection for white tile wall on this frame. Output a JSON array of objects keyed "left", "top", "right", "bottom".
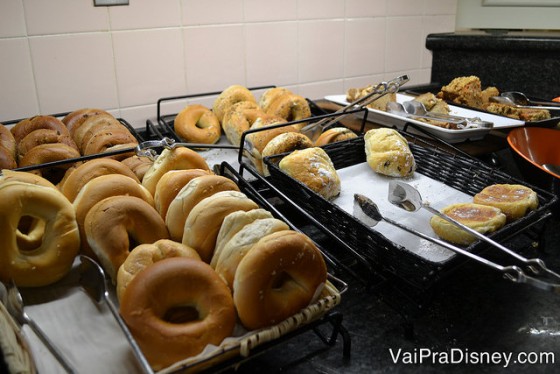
[{"left": 0, "top": 0, "right": 457, "bottom": 127}]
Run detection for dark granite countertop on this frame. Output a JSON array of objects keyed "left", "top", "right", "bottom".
[
  {"left": 426, "top": 31, "right": 560, "bottom": 100},
  {"left": 226, "top": 213, "right": 560, "bottom": 374},
  {"left": 427, "top": 31, "right": 560, "bottom": 51}
]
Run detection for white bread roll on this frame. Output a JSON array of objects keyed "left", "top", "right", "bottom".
[
  {"left": 278, "top": 147, "right": 341, "bottom": 201},
  {"left": 364, "top": 128, "right": 416, "bottom": 177}
]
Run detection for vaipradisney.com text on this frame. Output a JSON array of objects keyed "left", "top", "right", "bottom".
[{"left": 389, "top": 348, "right": 555, "bottom": 368}]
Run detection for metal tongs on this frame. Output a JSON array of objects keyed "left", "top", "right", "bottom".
[
  {"left": 386, "top": 101, "right": 494, "bottom": 129},
  {"left": 490, "top": 91, "right": 560, "bottom": 111},
  {"left": 10, "top": 137, "right": 237, "bottom": 174},
  {"left": 385, "top": 181, "right": 560, "bottom": 292},
  {"left": 135, "top": 137, "right": 238, "bottom": 160},
  {"left": 300, "top": 75, "right": 410, "bottom": 141}
]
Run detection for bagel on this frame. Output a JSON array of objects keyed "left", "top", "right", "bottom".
[
  {"left": 0, "top": 169, "right": 57, "bottom": 188},
  {"left": 211, "top": 208, "right": 273, "bottom": 268},
  {"left": 121, "top": 155, "right": 153, "bottom": 181},
  {"left": 119, "top": 257, "right": 236, "bottom": 371},
  {"left": 18, "top": 128, "right": 78, "bottom": 162},
  {"left": 258, "top": 87, "right": 292, "bottom": 112},
  {"left": 166, "top": 174, "right": 240, "bottom": 241},
  {"left": 59, "top": 158, "right": 139, "bottom": 202},
  {"left": 182, "top": 190, "right": 259, "bottom": 262},
  {"left": 473, "top": 184, "right": 538, "bottom": 222},
  {"left": 11, "top": 115, "right": 70, "bottom": 143},
  {"left": 264, "top": 93, "right": 311, "bottom": 130},
  {"left": 244, "top": 116, "right": 296, "bottom": 173},
  {"left": 141, "top": 147, "right": 211, "bottom": 196},
  {"left": 70, "top": 112, "right": 118, "bottom": 148},
  {"left": 314, "top": 127, "right": 358, "bottom": 146},
  {"left": 215, "top": 217, "right": 290, "bottom": 289},
  {"left": 116, "top": 239, "right": 201, "bottom": 302},
  {"left": 0, "top": 180, "right": 80, "bottom": 287},
  {"left": 430, "top": 203, "right": 507, "bottom": 246},
  {"left": 0, "top": 146, "right": 17, "bottom": 170},
  {"left": 75, "top": 115, "right": 125, "bottom": 153},
  {"left": 73, "top": 174, "right": 154, "bottom": 257},
  {"left": 221, "top": 101, "right": 266, "bottom": 146},
  {"left": 101, "top": 143, "right": 139, "bottom": 161},
  {"left": 82, "top": 127, "right": 138, "bottom": 156},
  {"left": 212, "top": 85, "right": 257, "bottom": 123},
  {"left": 84, "top": 195, "right": 169, "bottom": 282},
  {"left": 19, "top": 143, "right": 81, "bottom": 184},
  {"left": 174, "top": 104, "right": 221, "bottom": 144},
  {"left": 153, "top": 169, "right": 212, "bottom": 219},
  {"left": 233, "top": 230, "right": 327, "bottom": 330},
  {"left": 0, "top": 124, "right": 16, "bottom": 158},
  {"left": 62, "top": 108, "right": 112, "bottom": 135},
  {"left": 261, "top": 132, "right": 313, "bottom": 175}
]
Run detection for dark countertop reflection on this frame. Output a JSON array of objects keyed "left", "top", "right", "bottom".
[{"left": 227, "top": 212, "right": 560, "bottom": 374}]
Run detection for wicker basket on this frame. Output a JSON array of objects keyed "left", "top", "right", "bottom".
[{"left": 264, "top": 134, "right": 558, "bottom": 289}]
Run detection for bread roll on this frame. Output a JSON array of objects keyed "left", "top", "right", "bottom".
[
  {"left": 473, "top": 184, "right": 538, "bottom": 222},
  {"left": 364, "top": 128, "right": 416, "bottom": 177},
  {"left": 278, "top": 147, "right": 340, "bottom": 200},
  {"left": 430, "top": 203, "right": 506, "bottom": 246}
]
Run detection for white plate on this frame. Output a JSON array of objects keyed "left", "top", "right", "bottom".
[{"left": 325, "top": 93, "right": 525, "bottom": 143}]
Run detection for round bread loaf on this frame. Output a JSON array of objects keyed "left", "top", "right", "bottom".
[
  {"left": 430, "top": 202, "right": 507, "bottom": 246},
  {"left": 473, "top": 184, "right": 538, "bottom": 222}
]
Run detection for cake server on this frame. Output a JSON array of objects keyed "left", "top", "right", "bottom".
[
  {"left": 353, "top": 194, "right": 560, "bottom": 292},
  {"left": 387, "top": 180, "right": 560, "bottom": 283}
]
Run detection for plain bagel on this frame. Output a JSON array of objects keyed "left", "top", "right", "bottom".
[
  {"left": 182, "top": 190, "right": 259, "bottom": 262},
  {"left": 233, "top": 230, "right": 327, "bottom": 330},
  {"left": 119, "top": 257, "right": 236, "bottom": 371}
]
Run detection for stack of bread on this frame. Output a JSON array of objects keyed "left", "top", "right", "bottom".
[
  {"left": 436, "top": 76, "right": 551, "bottom": 122},
  {"left": 0, "top": 144, "right": 330, "bottom": 371},
  {"left": 430, "top": 183, "right": 538, "bottom": 245},
  {"left": 0, "top": 124, "right": 17, "bottom": 170},
  {"left": 172, "top": 84, "right": 357, "bottom": 174},
  {"left": 0, "top": 109, "right": 140, "bottom": 184}
]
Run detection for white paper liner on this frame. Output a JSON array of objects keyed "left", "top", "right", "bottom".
[
  {"left": 18, "top": 263, "right": 341, "bottom": 374},
  {"left": 332, "top": 162, "right": 473, "bottom": 263}
]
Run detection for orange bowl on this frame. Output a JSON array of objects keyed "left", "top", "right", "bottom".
[{"left": 507, "top": 127, "right": 560, "bottom": 190}]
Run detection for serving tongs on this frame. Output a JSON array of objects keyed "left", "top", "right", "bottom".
[
  {"left": 78, "top": 255, "right": 154, "bottom": 374},
  {"left": 11, "top": 137, "right": 238, "bottom": 173},
  {"left": 4, "top": 280, "right": 77, "bottom": 373},
  {"left": 300, "top": 74, "right": 410, "bottom": 141},
  {"left": 386, "top": 101, "right": 494, "bottom": 129},
  {"left": 353, "top": 194, "right": 560, "bottom": 292},
  {"left": 384, "top": 181, "right": 560, "bottom": 292},
  {"left": 490, "top": 91, "right": 560, "bottom": 111}
]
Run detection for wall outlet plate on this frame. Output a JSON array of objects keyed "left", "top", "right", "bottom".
[{"left": 94, "top": 0, "right": 129, "bottom": 6}]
